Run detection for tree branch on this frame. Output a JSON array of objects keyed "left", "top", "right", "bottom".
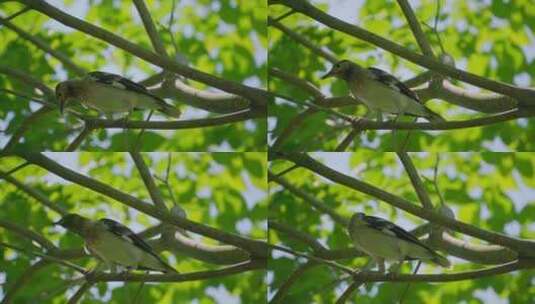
[
  {"left": 66, "top": 281, "right": 93, "bottom": 304},
  {"left": 86, "top": 259, "right": 264, "bottom": 282},
  {"left": 348, "top": 259, "right": 534, "bottom": 283},
  {"left": 268, "top": 16, "right": 337, "bottom": 63},
  {"left": 66, "top": 125, "right": 93, "bottom": 151},
  {"left": 132, "top": 0, "right": 168, "bottom": 57},
  {"left": 153, "top": 82, "right": 249, "bottom": 114},
  {"left": 339, "top": 109, "right": 530, "bottom": 131},
  {"left": 396, "top": 0, "right": 434, "bottom": 57},
  {"left": 397, "top": 152, "right": 433, "bottom": 209},
  {"left": 84, "top": 109, "right": 261, "bottom": 130}
]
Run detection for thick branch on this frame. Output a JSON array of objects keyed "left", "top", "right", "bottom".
[
  {"left": 87, "top": 259, "right": 264, "bottom": 282},
  {"left": 130, "top": 152, "right": 167, "bottom": 211},
  {"left": 349, "top": 259, "right": 534, "bottom": 282},
  {"left": 84, "top": 109, "right": 260, "bottom": 130},
  {"left": 150, "top": 234, "right": 250, "bottom": 265},
  {"left": 341, "top": 109, "right": 530, "bottom": 131},
  {"left": 415, "top": 81, "right": 517, "bottom": 113},
  {"left": 154, "top": 83, "right": 249, "bottom": 114}
]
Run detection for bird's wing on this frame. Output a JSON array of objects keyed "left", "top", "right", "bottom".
[
  {"left": 86, "top": 71, "right": 148, "bottom": 94},
  {"left": 98, "top": 218, "right": 174, "bottom": 271},
  {"left": 98, "top": 218, "right": 154, "bottom": 254},
  {"left": 362, "top": 214, "right": 436, "bottom": 253},
  {"left": 367, "top": 67, "right": 421, "bottom": 103},
  {"left": 86, "top": 71, "right": 171, "bottom": 107}
]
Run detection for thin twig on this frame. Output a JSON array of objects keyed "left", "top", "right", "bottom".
[
  {"left": 66, "top": 125, "right": 93, "bottom": 151},
  {"left": 67, "top": 281, "right": 94, "bottom": 304}
]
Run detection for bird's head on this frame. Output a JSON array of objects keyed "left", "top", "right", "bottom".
[
  {"left": 321, "top": 60, "right": 361, "bottom": 80},
  {"left": 54, "top": 213, "right": 90, "bottom": 235},
  {"left": 55, "top": 82, "right": 76, "bottom": 115}
]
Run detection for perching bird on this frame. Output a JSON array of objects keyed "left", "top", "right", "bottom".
[
  {"left": 55, "top": 71, "right": 181, "bottom": 118},
  {"left": 347, "top": 212, "right": 450, "bottom": 272},
  {"left": 322, "top": 60, "right": 444, "bottom": 122},
  {"left": 54, "top": 213, "right": 177, "bottom": 273}
]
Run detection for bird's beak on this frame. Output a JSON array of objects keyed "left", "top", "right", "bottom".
[{"left": 321, "top": 69, "right": 334, "bottom": 79}]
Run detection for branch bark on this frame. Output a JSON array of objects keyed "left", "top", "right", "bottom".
[{"left": 84, "top": 109, "right": 261, "bottom": 130}]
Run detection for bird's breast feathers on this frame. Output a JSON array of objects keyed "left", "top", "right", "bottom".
[{"left": 86, "top": 228, "right": 143, "bottom": 267}]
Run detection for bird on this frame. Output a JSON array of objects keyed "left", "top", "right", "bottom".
[
  {"left": 54, "top": 213, "right": 178, "bottom": 273},
  {"left": 322, "top": 60, "right": 444, "bottom": 122},
  {"left": 55, "top": 71, "right": 181, "bottom": 118},
  {"left": 347, "top": 212, "right": 450, "bottom": 273}
]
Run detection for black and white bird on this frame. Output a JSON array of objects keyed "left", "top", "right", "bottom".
[
  {"left": 322, "top": 60, "right": 444, "bottom": 122},
  {"left": 54, "top": 213, "right": 178, "bottom": 273},
  {"left": 55, "top": 71, "right": 181, "bottom": 118},
  {"left": 347, "top": 212, "right": 450, "bottom": 272}
]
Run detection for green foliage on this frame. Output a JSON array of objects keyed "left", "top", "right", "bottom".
[
  {"left": 0, "top": 153, "right": 267, "bottom": 303},
  {"left": 269, "top": 152, "right": 535, "bottom": 303}
]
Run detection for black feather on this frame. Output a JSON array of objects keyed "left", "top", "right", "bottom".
[
  {"left": 367, "top": 67, "right": 421, "bottom": 103},
  {"left": 87, "top": 71, "right": 170, "bottom": 106},
  {"left": 361, "top": 214, "right": 437, "bottom": 254}
]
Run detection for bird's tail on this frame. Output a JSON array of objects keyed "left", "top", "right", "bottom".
[
  {"left": 431, "top": 253, "right": 451, "bottom": 268},
  {"left": 426, "top": 109, "right": 445, "bottom": 123},
  {"left": 158, "top": 104, "right": 182, "bottom": 118}
]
